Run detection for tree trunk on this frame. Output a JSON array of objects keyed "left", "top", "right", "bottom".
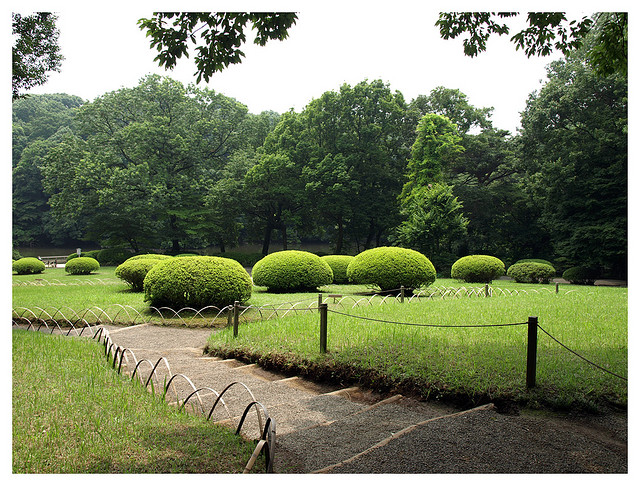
[
  {"left": 335, "top": 217, "right": 344, "bottom": 254},
  {"left": 262, "top": 224, "right": 273, "bottom": 255},
  {"left": 281, "top": 224, "right": 288, "bottom": 250},
  {"left": 219, "top": 241, "right": 226, "bottom": 253}
]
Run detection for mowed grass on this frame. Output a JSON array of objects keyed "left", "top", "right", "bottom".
[
  {"left": 12, "top": 329, "right": 262, "bottom": 473},
  {"left": 12, "top": 267, "right": 628, "bottom": 411},
  {"left": 207, "top": 286, "right": 628, "bottom": 412}
]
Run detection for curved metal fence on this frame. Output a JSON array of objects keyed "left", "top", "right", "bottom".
[{"left": 12, "top": 318, "right": 276, "bottom": 473}]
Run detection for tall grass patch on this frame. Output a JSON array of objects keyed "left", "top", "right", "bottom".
[{"left": 12, "top": 330, "right": 261, "bottom": 473}]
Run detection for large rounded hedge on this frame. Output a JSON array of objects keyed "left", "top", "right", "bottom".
[
  {"left": 115, "top": 258, "right": 163, "bottom": 292},
  {"left": 507, "top": 262, "right": 555, "bottom": 284},
  {"left": 321, "top": 255, "right": 355, "bottom": 284},
  {"left": 143, "top": 256, "right": 252, "bottom": 308},
  {"left": 12, "top": 257, "right": 45, "bottom": 275},
  {"left": 562, "top": 266, "right": 599, "bottom": 285},
  {"left": 346, "top": 247, "right": 436, "bottom": 291},
  {"left": 451, "top": 255, "right": 505, "bottom": 283},
  {"left": 127, "top": 254, "right": 173, "bottom": 261},
  {"left": 252, "top": 250, "right": 334, "bottom": 292},
  {"left": 65, "top": 257, "right": 100, "bottom": 275}
]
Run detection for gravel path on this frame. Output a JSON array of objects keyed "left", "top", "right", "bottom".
[{"left": 96, "top": 323, "right": 627, "bottom": 473}]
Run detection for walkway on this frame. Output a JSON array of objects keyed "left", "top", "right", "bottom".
[{"left": 92, "top": 324, "right": 627, "bottom": 473}]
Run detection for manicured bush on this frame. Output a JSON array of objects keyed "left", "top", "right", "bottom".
[
  {"left": 346, "top": 247, "right": 436, "bottom": 291},
  {"left": 127, "top": 254, "right": 173, "bottom": 261},
  {"left": 12, "top": 249, "right": 23, "bottom": 261},
  {"left": 321, "top": 255, "right": 355, "bottom": 284},
  {"left": 507, "top": 262, "right": 555, "bottom": 284},
  {"left": 12, "top": 257, "right": 45, "bottom": 275},
  {"left": 97, "top": 248, "right": 134, "bottom": 266},
  {"left": 252, "top": 250, "right": 334, "bottom": 292},
  {"left": 562, "top": 266, "right": 599, "bottom": 285},
  {"left": 65, "top": 257, "right": 100, "bottom": 275},
  {"left": 451, "top": 255, "right": 505, "bottom": 283},
  {"left": 515, "top": 258, "right": 555, "bottom": 268},
  {"left": 143, "top": 256, "right": 252, "bottom": 308},
  {"left": 115, "top": 258, "right": 162, "bottom": 292}
]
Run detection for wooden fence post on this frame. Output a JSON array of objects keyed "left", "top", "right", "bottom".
[
  {"left": 526, "top": 316, "right": 538, "bottom": 388},
  {"left": 318, "top": 293, "right": 323, "bottom": 312},
  {"left": 400, "top": 286, "right": 405, "bottom": 303},
  {"left": 319, "top": 303, "right": 328, "bottom": 353},
  {"left": 485, "top": 283, "right": 489, "bottom": 297},
  {"left": 555, "top": 282, "right": 559, "bottom": 294},
  {"left": 233, "top": 301, "right": 240, "bottom": 338}
]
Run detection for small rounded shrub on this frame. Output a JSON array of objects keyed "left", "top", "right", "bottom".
[
  {"left": 507, "top": 262, "right": 555, "bottom": 284},
  {"left": 252, "top": 250, "right": 334, "bottom": 292},
  {"left": 346, "top": 247, "right": 436, "bottom": 291},
  {"left": 128, "top": 253, "right": 173, "bottom": 261},
  {"left": 451, "top": 255, "right": 505, "bottom": 283},
  {"left": 65, "top": 257, "right": 100, "bottom": 275},
  {"left": 115, "top": 258, "right": 163, "bottom": 292},
  {"left": 143, "top": 256, "right": 252, "bottom": 308},
  {"left": 562, "top": 266, "right": 599, "bottom": 285},
  {"left": 12, "top": 257, "right": 45, "bottom": 275},
  {"left": 321, "top": 255, "right": 355, "bottom": 284}
]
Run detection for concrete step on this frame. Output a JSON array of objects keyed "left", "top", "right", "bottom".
[{"left": 276, "top": 395, "right": 452, "bottom": 473}]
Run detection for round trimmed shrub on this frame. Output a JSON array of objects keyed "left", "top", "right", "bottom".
[
  {"left": 507, "top": 262, "right": 555, "bottom": 284},
  {"left": 321, "top": 255, "right": 355, "bottom": 284},
  {"left": 562, "top": 266, "right": 599, "bottom": 285},
  {"left": 346, "top": 247, "right": 436, "bottom": 291},
  {"left": 115, "top": 258, "right": 163, "bottom": 291},
  {"left": 12, "top": 257, "right": 45, "bottom": 275},
  {"left": 65, "top": 257, "right": 100, "bottom": 275},
  {"left": 252, "top": 250, "right": 333, "bottom": 292},
  {"left": 127, "top": 253, "right": 173, "bottom": 261},
  {"left": 515, "top": 258, "right": 555, "bottom": 268},
  {"left": 451, "top": 255, "right": 505, "bottom": 283},
  {"left": 143, "top": 256, "right": 252, "bottom": 308}
]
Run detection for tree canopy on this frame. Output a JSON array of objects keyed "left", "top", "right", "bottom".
[
  {"left": 138, "top": 12, "right": 298, "bottom": 82},
  {"left": 437, "top": 12, "right": 627, "bottom": 76},
  {"left": 12, "top": 12, "right": 64, "bottom": 99}
]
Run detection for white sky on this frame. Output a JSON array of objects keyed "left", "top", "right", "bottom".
[{"left": 12, "top": 1, "right": 618, "bottom": 135}]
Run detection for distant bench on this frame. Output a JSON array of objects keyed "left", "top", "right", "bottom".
[{"left": 38, "top": 255, "right": 69, "bottom": 267}]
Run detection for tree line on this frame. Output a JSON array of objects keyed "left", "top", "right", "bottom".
[{"left": 12, "top": 30, "right": 627, "bottom": 278}]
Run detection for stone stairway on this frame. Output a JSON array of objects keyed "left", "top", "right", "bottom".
[{"left": 99, "top": 323, "right": 460, "bottom": 473}]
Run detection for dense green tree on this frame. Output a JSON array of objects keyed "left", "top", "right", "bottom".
[
  {"left": 437, "top": 12, "right": 627, "bottom": 76},
  {"left": 12, "top": 95, "right": 85, "bottom": 247},
  {"left": 401, "top": 114, "right": 464, "bottom": 203},
  {"left": 301, "top": 80, "right": 414, "bottom": 252},
  {"left": 409, "top": 87, "right": 492, "bottom": 134},
  {"left": 394, "top": 183, "right": 468, "bottom": 272},
  {"left": 518, "top": 42, "right": 627, "bottom": 276},
  {"left": 12, "top": 12, "right": 64, "bottom": 99},
  {"left": 138, "top": 13, "right": 297, "bottom": 82},
  {"left": 41, "top": 75, "right": 250, "bottom": 252}
]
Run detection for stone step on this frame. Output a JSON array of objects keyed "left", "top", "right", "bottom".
[{"left": 276, "top": 396, "right": 451, "bottom": 473}]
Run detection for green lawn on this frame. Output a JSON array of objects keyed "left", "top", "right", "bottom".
[
  {"left": 13, "top": 266, "right": 628, "bottom": 411},
  {"left": 12, "top": 329, "right": 262, "bottom": 473}
]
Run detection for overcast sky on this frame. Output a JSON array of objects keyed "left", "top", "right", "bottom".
[{"left": 16, "top": 1, "right": 604, "bottom": 135}]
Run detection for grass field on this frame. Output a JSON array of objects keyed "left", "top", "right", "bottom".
[
  {"left": 12, "top": 266, "right": 628, "bottom": 412},
  {"left": 12, "top": 329, "right": 262, "bottom": 473}
]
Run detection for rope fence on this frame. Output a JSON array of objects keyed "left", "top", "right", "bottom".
[{"left": 316, "top": 304, "right": 628, "bottom": 387}]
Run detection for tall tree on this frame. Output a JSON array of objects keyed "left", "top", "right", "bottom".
[
  {"left": 42, "top": 75, "right": 250, "bottom": 252},
  {"left": 12, "top": 13, "right": 64, "bottom": 99},
  {"left": 138, "top": 13, "right": 297, "bottom": 82},
  {"left": 518, "top": 39, "right": 627, "bottom": 276}
]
